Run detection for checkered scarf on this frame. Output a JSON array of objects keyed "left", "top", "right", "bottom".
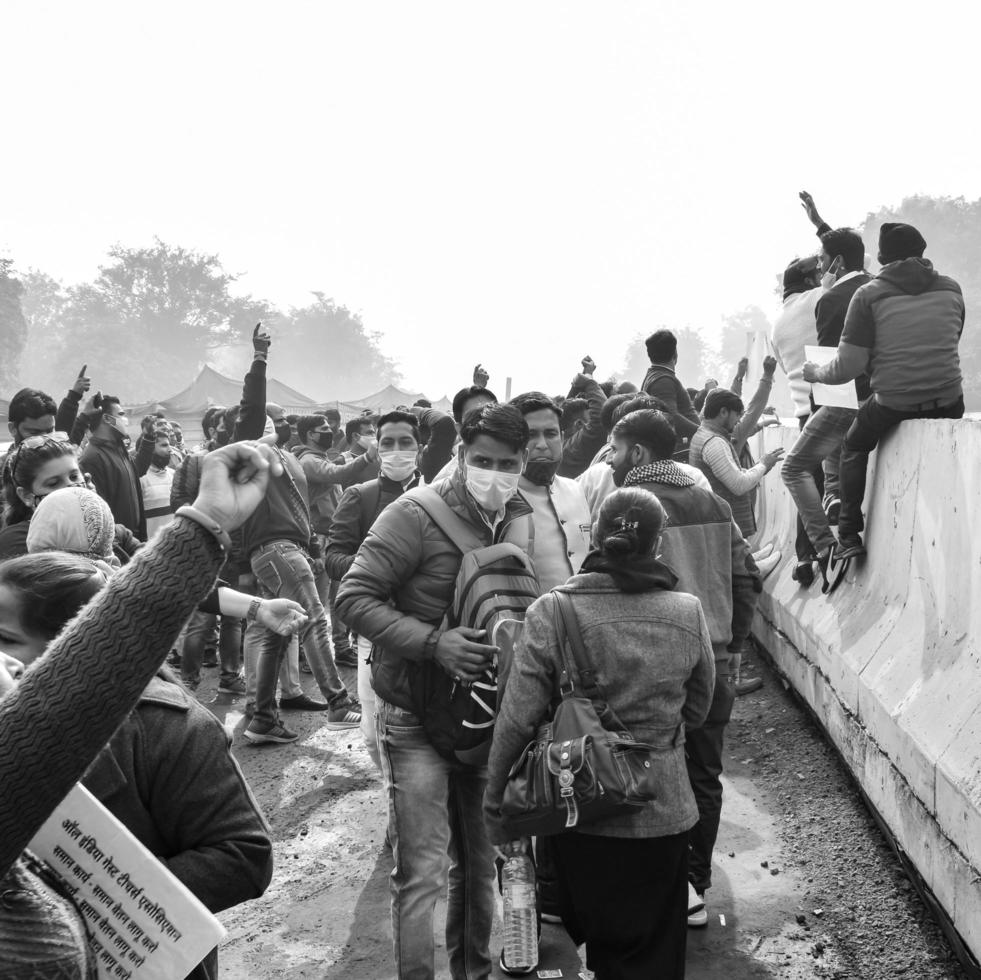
[{"left": 623, "top": 460, "right": 696, "bottom": 488}]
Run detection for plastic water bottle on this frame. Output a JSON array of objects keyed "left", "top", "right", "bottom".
[{"left": 501, "top": 852, "right": 538, "bottom": 976}]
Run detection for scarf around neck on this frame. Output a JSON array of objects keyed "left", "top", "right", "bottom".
[{"left": 623, "top": 460, "right": 695, "bottom": 489}]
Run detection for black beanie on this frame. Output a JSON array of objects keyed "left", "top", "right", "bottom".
[{"left": 879, "top": 223, "right": 927, "bottom": 263}]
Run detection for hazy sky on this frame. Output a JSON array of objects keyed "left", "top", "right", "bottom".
[{"left": 3, "top": 1, "right": 979, "bottom": 400}]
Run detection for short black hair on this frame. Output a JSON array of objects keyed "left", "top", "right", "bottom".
[
  {"left": 452, "top": 385, "right": 498, "bottom": 424},
  {"left": 377, "top": 410, "right": 421, "bottom": 443},
  {"left": 345, "top": 416, "right": 376, "bottom": 443},
  {"left": 459, "top": 403, "right": 529, "bottom": 454},
  {"left": 100, "top": 395, "right": 122, "bottom": 414},
  {"left": 297, "top": 414, "right": 329, "bottom": 444},
  {"left": 611, "top": 394, "right": 670, "bottom": 426},
  {"left": 286, "top": 413, "right": 300, "bottom": 426},
  {"left": 9, "top": 388, "right": 58, "bottom": 425},
  {"left": 645, "top": 329, "right": 677, "bottom": 364},
  {"left": 612, "top": 409, "right": 677, "bottom": 462},
  {"left": 820, "top": 227, "right": 865, "bottom": 272},
  {"left": 560, "top": 398, "right": 588, "bottom": 431},
  {"left": 600, "top": 394, "right": 633, "bottom": 433},
  {"left": 509, "top": 391, "right": 562, "bottom": 427},
  {"left": 413, "top": 398, "right": 432, "bottom": 409},
  {"left": 702, "top": 387, "right": 744, "bottom": 419},
  {"left": 599, "top": 381, "right": 615, "bottom": 398},
  {"left": 323, "top": 407, "right": 341, "bottom": 424}
]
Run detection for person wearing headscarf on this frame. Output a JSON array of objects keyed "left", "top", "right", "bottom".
[{"left": 27, "top": 484, "right": 120, "bottom": 570}]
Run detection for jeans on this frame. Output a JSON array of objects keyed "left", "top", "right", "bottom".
[
  {"left": 244, "top": 632, "right": 302, "bottom": 705},
  {"left": 314, "top": 533, "right": 354, "bottom": 661},
  {"left": 839, "top": 395, "right": 964, "bottom": 536},
  {"left": 376, "top": 699, "right": 496, "bottom": 980},
  {"left": 782, "top": 407, "right": 856, "bottom": 556},
  {"left": 245, "top": 540, "right": 349, "bottom": 726},
  {"left": 357, "top": 635, "right": 381, "bottom": 771},
  {"left": 554, "top": 831, "right": 689, "bottom": 980},
  {"left": 686, "top": 651, "right": 735, "bottom": 893},
  {"left": 181, "top": 610, "right": 242, "bottom": 684}
]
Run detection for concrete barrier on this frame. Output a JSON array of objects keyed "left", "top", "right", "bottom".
[{"left": 750, "top": 417, "right": 981, "bottom": 965}]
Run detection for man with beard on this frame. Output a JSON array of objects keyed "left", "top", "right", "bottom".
[
  {"left": 507, "top": 391, "right": 592, "bottom": 591},
  {"left": 607, "top": 408, "right": 760, "bottom": 931}
]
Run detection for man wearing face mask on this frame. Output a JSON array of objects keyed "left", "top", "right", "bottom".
[
  {"left": 325, "top": 410, "right": 424, "bottom": 768},
  {"left": 139, "top": 427, "right": 177, "bottom": 539},
  {"left": 507, "top": 391, "right": 592, "bottom": 592},
  {"left": 79, "top": 395, "right": 153, "bottom": 538},
  {"left": 294, "top": 414, "right": 381, "bottom": 669},
  {"left": 336, "top": 404, "right": 533, "bottom": 980}
]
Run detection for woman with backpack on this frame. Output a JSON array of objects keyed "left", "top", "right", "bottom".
[{"left": 484, "top": 487, "right": 716, "bottom": 980}]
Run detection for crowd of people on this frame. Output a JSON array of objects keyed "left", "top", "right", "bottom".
[{"left": 0, "top": 194, "right": 965, "bottom": 979}]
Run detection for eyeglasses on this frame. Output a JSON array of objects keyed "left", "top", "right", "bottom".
[{"left": 9, "top": 432, "right": 72, "bottom": 487}]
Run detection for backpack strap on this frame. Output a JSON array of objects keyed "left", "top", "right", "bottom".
[
  {"left": 552, "top": 590, "right": 630, "bottom": 733},
  {"left": 358, "top": 481, "right": 383, "bottom": 535},
  {"left": 411, "top": 487, "right": 485, "bottom": 555}
]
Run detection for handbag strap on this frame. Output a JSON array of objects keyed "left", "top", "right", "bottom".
[{"left": 552, "top": 590, "right": 630, "bottom": 734}]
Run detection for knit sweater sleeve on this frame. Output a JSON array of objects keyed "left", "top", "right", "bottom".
[
  {"left": 0, "top": 517, "right": 224, "bottom": 879},
  {"left": 701, "top": 436, "right": 766, "bottom": 495}
]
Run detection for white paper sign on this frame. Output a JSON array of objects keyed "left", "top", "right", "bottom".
[
  {"left": 804, "top": 345, "right": 859, "bottom": 409},
  {"left": 29, "top": 784, "right": 226, "bottom": 980}
]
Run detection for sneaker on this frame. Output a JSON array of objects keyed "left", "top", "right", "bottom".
[
  {"left": 836, "top": 533, "right": 866, "bottom": 561},
  {"left": 244, "top": 702, "right": 255, "bottom": 720},
  {"left": 202, "top": 652, "right": 219, "bottom": 668},
  {"left": 824, "top": 495, "right": 841, "bottom": 526},
  {"left": 499, "top": 949, "right": 537, "bottom": 977},
  {"left": 326, "top": 699, "right": 362, "bottom": 730},
  {"left": 687, "top": 883, "right": 708, "bottom": 928},
  {"left": 167, "top": 650, "right": 182, "bottom": 667},
  {"left": 244, "top": 719, "right": 298, "bottom": 744},
  {"left": 181, "top": 674, "right": 200, "bottom": 691},
  {"left": 792, "top": 560, "right": 815, "bottom": 587},
  {"left": 299, "top": 655, "right": 313, "bottom": 675},
  {"left": 752, "top": 542, "right": 774, "bottom": 562},
  {"left": 279, "top": 694, "right": 330, "bottom": 711},
  {"left": 218, "top": 674, "right": 247, "bottom": 695},
  {"left": 735, "top": 674, "right": 764, "bottom": 696}
]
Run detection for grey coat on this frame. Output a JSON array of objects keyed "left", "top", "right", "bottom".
[{"left": 484, "top": 571, "right": 715, "bottom": 844}]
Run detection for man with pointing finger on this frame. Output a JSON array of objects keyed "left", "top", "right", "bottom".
[{"left": 337, "top": 403, "right": 533, "bottom": 980}]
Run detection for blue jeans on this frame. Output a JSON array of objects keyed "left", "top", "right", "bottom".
[
  {"left": 376, "top": 699, "right": 496, "bottom": 980},
  {"left": 245, "top": 540, "right": 349, "bottom": 725},
  {"left": 181, "top": 609, "right": 242, "bottom": 684},
  {"left": 781, "top": 406, "right": 857, "bottom": 555},
  {"left": 839, "top": 395, "right": 964, "bottom": 536}
]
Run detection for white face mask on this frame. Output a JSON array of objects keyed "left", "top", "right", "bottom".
[
  {"left": 379, "top": 450, "right": 417, "bottom": 482},
  {"left": 820, "top": 270, "right": 837, "bottom": 290},
  {"left": 465, "top": 465, "right": 521, "bottom": 513},
  {"left": 357, "top": 434, "right": 377, "bottom": 452}
]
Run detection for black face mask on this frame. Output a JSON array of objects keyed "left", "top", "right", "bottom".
[
  {"left": 274, "top": 422, "right": 291, "bottom": 446},
  {"left": 312, "top": 430, "right": 333, "bottom": 450},
  {"left": 152, "top": 453, "right": 171, "bottom": 470}
]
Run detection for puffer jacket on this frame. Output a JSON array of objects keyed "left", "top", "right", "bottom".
[
  {"left": 82, "top": 672, "right": 273, "bottom": 980},
  {"left": 484, "top": 569, "right": 715, "bottom": 843},
  {"left": 336, "top": 470, "right": 533, "bottom": 715}
]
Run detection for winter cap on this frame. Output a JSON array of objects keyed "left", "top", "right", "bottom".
[{"left": 878, "top": 223, "right": 926, "bottom": 263}]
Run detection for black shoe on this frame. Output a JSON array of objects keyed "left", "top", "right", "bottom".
[
  {"left": 499, "top": 949, "right": 537, "bottom": 977},
  {"left": 824, "top": 496, "right": 841, "bottom": 526},
  {"left": 836, "top": 533, "right": 866, "bottom": 561},
  {"left": 334, "top": 652, "right": 358, "bottom": 669},
  {"left": 279, "top": 694, "right": 331, "bottom": 711},
  {"left": 792, "top": 560, "right": 815, "bottom": 587}
]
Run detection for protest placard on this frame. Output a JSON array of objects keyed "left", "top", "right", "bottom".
[{"left": 29, "top": 783, "right": 226, "bottom": 980}]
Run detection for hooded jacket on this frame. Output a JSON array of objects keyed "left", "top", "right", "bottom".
[
  {"left": 816, "top": 258, "right": 964, "bottom": 411},
  {"left": 336, "top": 470, "right": 533, "bottom": 716}
]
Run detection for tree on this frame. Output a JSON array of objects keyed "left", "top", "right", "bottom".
[
  {"left": 719, "top": 305, "right": 773, "bottom": 382},
  {"left": 0, "top": 260, "right": 28, "bottom": 394},
  {"left": 618, "top": 326, "right": 717, "bottom": 392},
  {"left": 273, "top": 293, "right": 401, "bottom": 400},
  {"left": 860, "top": 196, "right": 981, "bottom": 409},
  {"left": 16, "top": 270, "right": 71, "bottom": 396}
]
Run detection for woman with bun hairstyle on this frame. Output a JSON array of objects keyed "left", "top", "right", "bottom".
[{"left": 484, "top": 487, "right": 716, "bottom": 980}]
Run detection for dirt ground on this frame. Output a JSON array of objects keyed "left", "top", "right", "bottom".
[{"left": 198, "top": 655, "right": 967, "bottom": 980}]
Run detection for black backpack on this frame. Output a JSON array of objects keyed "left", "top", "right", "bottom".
[{"left": 410, "top": 488, "right": 540, "bottom": 765}]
